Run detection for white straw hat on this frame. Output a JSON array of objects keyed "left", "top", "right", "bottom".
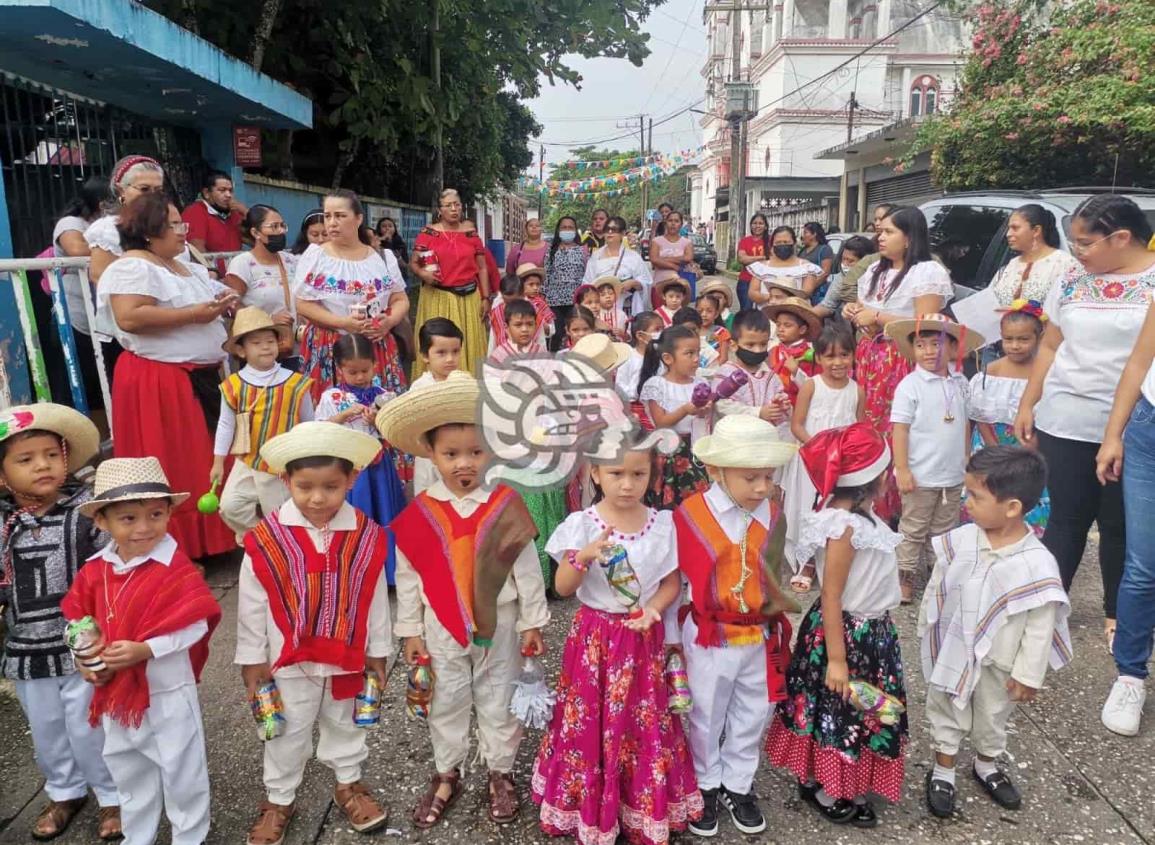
[
  {"left": 0, "top": 404, "right": 99, "bottom": 473},
  {"left": 375, "top": 371, "right": 480, "bottom": 458},
  {"left": 693, "top": 415, "right": 798, "bottom": 469},
  {"left": 78, "top": 457, "right": 190, "bottom": 518},
  {"left": 260, "top": 421, "right": 382, "bottom": 473},
  {"left": 224, "top": 306, "right": 292, "bottom": 355},
  {"left": 568, "top": 333, "right": 632, "bottom": 373}
]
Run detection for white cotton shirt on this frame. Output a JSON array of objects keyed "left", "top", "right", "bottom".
[
  {"left": 990, "top": 249, "right": 1081, "bottom": 307},
  {"left": 97, "top": 257, "right": 230, "bottom": 365},
  {"left": 702, "top": 482, "right": 772, "bottom": 542},
  {"left": 91, "top": 534, "right": 208, "bottom": 694},
  {"left": 1142, "top": 360, "right": 1155, "bottom": 408},
  {"left": 749, "top": 260, "right": 821, "bottom": 297},
  {"left": 545, "top": 507, "right": 678, "bottom": 613},
  {"left": 640, "top": 375, "right": 709, "bottom": 441},
  {"left": 227, "top": 251, "right": 297, "bottom": 317},
  {"left": 233, "top": 500, "right": 393, "bottom": 674},
  {"left": 293, "top": 243, "right": 406, "bottom": 319},
  {"left": 615, "top": 349, "right": 646, "bottom": 401},
  {"left": 1035, "top": 266, "right": 1155, "bottom": 443},
  {"left": 52, "top": 215, "right": 93, "bottom": 334},
  {"left": 968, "top": 372, "right": 1027, "bottom": 426},
  {"left": 795, "top": 509, "right": 902, "bottom": 617},
  {"left": 583, "top": 247, "right": 653, "bottom": 316},
  {"left": 891, "top": 366, "right": 971, "bottom": 487},
  {"left": 857, "top": 259, "right": 954, "bottom": 316},
  {"left": 409, "top": 371, "right": 444, "bottom": 495},
  {"left": 214, "top": 364, "right": 315, "bottom": 455}
]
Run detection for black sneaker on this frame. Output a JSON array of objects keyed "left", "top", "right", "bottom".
[
  {"left": 719, "top": 787, "right": 766, "bottom": 834},
  {"left": 926, "top": 770, "right": 957, "bottom": 819},
  {"left": 972, "top": 766, "right": 1022, "bottom": 810},
  {"left": 688, "top": 788, "right": 718, "bottom": 838}
]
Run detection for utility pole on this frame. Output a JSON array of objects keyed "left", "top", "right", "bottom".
[
  {"left": 638, "top": 114, "right": 649, "bottom": 230},
  {"left": 726, "top": 5, "right": 746, "bottom": 264},
  {"left": 846, "top": 90, "right": 858, "bottom": 144},
  {"left": 537, "top": 144, "right": 545, "bottom": 217}
]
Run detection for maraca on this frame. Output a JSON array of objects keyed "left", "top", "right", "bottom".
[
  {"left": 197, "top": 481, "right": 220, "bottom": 514},
  {"left": 691, "top": 369, "right": 750, "bottom": 407}
]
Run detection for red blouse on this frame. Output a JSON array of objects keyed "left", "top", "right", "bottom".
[
  {"left": 413, "top": 226, "right": 484, "bottom": 287},
  {"left": 737, "top": 235, "right": 766, "bottom": 282}
]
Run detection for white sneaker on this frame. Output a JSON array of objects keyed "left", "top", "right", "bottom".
[{"left": 1101, "top": 677, "right": 1146, "bottom": 736}]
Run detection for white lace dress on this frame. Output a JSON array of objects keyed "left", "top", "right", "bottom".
[
  {"left": 782, "top": 377, "right": 861, "bottom": 573},
  {"left": 795, "top": 509, "right": 902, "bottom": 616}
]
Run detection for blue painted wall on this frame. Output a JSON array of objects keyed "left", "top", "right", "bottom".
[{"left": 0, "top": 150, "right": 31, "bottom": 404}]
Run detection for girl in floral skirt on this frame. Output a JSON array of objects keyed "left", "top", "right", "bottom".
[
  {"left": 765, "top": 422, "right": 907, "bottom": 828},
  {"left": 533, "top": 442, "right": 702, "bottom": 845}
]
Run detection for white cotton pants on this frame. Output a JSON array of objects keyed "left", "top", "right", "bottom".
[
  {"left": 14, "top": 673, "right": 119, "bottom": 806},
  {"left": 425, "top": 603, "right": 522, "bottom": 773},
  {"left": 925, "top": 663, "right": 1016, "bottom": 758},
  {"left": 219, "top": 460, "right": 291, "bottom": 541},
  {"left": 682, "top": 616, "right": 773, "bottom": 795},
  {"left": 101, "top": 685, "right": 210, "bottom": 845},
  {"left": 262, "top": 674, "right": 368, "bottom": 805}
]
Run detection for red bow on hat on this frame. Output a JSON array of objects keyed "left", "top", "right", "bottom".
[{"left": 799, "top": 423, "right": 890, "bottom": 509}]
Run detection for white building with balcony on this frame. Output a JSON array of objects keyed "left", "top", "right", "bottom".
[{"left": 694, "top": 0, "right": 965, "bottom": 249}]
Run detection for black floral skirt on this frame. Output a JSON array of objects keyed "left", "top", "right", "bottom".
[{"left": 645, "top": 435, "right": 710, "bottom": 511}]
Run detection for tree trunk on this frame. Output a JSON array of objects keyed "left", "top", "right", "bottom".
[
  {"left": 331, "top": 139, "right": 360, "bottom": 189},
  {"left": 180, "top": 0, "right": 198, "bottom": 33},
  {"left": 250, "top": 0, "right": 284, "bottom": 72}
]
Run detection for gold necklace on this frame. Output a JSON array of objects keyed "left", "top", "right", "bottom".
[{"left": 103, "top": 564, "right": 140, "bottom": 621}]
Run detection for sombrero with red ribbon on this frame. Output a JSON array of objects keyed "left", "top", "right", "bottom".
[
  {"left": 799, "top": 422, "right": 891, "bottom": 509},
  {"left": 884, "top": 312, "right": 984, "bottom": 369}
]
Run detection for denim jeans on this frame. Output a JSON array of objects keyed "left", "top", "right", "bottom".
[{"left": 1115, "top": 396, "right": 1155, "bottom": 679}]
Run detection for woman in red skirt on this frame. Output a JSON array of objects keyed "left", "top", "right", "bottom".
[{"left": 97, "top": 192, "right": 236, "bottom": 559}]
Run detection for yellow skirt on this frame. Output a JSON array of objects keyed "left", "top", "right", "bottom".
[{"left": 411, "top": 285, "right": 489, "bottom": 378}]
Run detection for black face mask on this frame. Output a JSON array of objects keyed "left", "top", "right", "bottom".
[
  {"left": 735, "top": 347, "right": 768, "bottom": 367},
  {"left": 772, "top": 244, "right": 795, "bottom": 260},
  {"left": 265, "top": 234, "right": 287, "bottom": 253}
]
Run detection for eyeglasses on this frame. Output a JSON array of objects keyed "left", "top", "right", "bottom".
[
  {"left": 440, "top": 202, "right": 462, "bottom": 209},
  {"left": 260, "top": 223, "right": 288, "bottom": 233},
  {"left": 129, "top": 183, "right": 160, "bottom": 194},
  {"left": 168, "top": 221, "right": 189, "bottom": 235},
  {"left": 1068, "top": 231, "right": 1119, "bottom": 256}
]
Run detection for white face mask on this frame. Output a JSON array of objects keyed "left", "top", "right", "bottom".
[{"left": 559, "top": 230, "right": 577, "bottom": 243}]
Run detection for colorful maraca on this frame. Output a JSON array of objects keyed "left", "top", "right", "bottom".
[
  {"left": 848, "top": 680, "right": 906, "bottom": 725},
  {"left": 665, "top": 649, "right": 693, "bottom": 714},
  {"left": 197, "top": 481, "right": 220, "bottom": 514}
]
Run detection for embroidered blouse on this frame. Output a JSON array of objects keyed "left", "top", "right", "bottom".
[{"left": 293, "top": 244, "right": 406, "bottom": 319}]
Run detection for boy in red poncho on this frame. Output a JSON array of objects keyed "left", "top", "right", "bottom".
[{"left": 62, "top": 457, "right": 221, "bottom": 845}]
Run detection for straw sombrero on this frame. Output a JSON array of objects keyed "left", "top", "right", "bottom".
[
  {"left": 375, "top": 371, "right": 480, "bottom": 458},
  {"left": 764, "top": 297, "right": 823, "bottom": 339},
  {"left": 884, "top": 313, "right": 985, "bottom": 361},
  {"left": 693, "top": 415, "right": 798, "bottom": 469},
  {"left": 515, "top": 263, "right": 544, "bottom": 281},
  {"left": 0, "top": 404, "right": 99, "bottom": 473},
  {"left": 591, "top": 275, "right": 623, "bottom": 295},
  {"left": 260, "top": 421, "right": 382, "bottom": 473},
  {"left": 569, "top": 333, "right": 632, "bottom": 373},
  {"left": 77, "top": 457, "right": 190, "bottom": 518},
  {"left": 698, "top": 280, "right": 734, "bottom": 311},
  {"left": 654, "top": 277, "right": 691, "bottom": 299},
  {"left": 224, "top": 306, "right": 293, "bottom": 355},
  {"left": 749, "top": 263, "right": 806, "bottom": 296}
]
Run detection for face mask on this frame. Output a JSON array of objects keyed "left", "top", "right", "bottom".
[
  {"left": 265, "top": 234, "right": 287, "bottom": 253},
  {"left": 735, "top": 347, "right": 768, "bottom": 367},
  {"left": 772, "top": 244, "right": 795, "bottom": 260},
  {"left": 559, "top": 230, "right": 577, "bottom": 243}
]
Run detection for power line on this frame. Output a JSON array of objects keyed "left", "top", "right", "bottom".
[{"left": 641, "top": 0, "right": 704, "bottom": 114}]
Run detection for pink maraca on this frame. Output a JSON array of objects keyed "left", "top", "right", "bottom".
[
  {"left": 691, "top": 382, "right": 713, "bottom": 407},
  {"left": 714, "top": 369, "right": 749, "bottom": 400}
]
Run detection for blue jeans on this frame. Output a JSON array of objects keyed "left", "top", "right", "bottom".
[
  {"left": 736, "top": 280, "right": 751, "bottom": 311},
  {"left": 1116, "top": 396, "right": 1155, "bottom": 679}
]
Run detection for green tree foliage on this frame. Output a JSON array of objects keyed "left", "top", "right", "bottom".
[
  {"left": 142, "top": 0, "right": 664, "bottom": 203},
  {"left": 909, "top": 0, "right": 1155, "bottom": 191},
  {"left": 541, "top": 147, "right": 692, "bottom": 231}
]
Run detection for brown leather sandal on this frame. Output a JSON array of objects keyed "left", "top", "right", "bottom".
[
  {"left": 334, "top": 782, "right": 388, "bottom": 833},
  {"left": 246, "top": 801, "right": 295, "bottom": 845},
  {"left": 412, "top": 770, "right": 463, "bottom": 829},
  {"left": 31, "top": 797, "right": 87, "bottom": 841},
  {"left": 488, "top": 771, "right": 520, "bottom": 824},
  {"left": 97, "top": 806, "right": 123, "bottom": 841}
]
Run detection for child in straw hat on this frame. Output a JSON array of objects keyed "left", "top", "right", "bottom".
[
  {"left": 376, "top": 373, "right": 549, "bottom": 828},
  {"left": 518, "top": 263, "right": 556, "bottom": 347},
  {"left": 0, "top": 405, "right": 122, "bottom": 842},
  {"left": 213, "top": 306, "right": 314, "bottom": 541},
  {"left": 655, "top": 277, "right": 691, "bottom": 328},
  {"left": 594, "top": 275, "right": 629, "bottom": 341},
  {"left": 234, "top": 422, "right": 392, "bottom": 844},
  {"left": 765, "top": 297, "right": 823, "bottom": 407},
  {"left": 671, "top": 415, "right": 800, "bottom": 837},
  {"left": 886, "top": 313, "right": 984, "bottom": 603},
  {"left": 62, "top": 457, "right": 221, "bottom": 845}
]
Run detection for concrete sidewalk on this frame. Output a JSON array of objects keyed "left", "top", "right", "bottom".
[{"left": 2, "top": 545, "right": 1152, "bottom": 845}]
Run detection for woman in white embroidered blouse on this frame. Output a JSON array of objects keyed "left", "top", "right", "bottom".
[
  {"left": 1014, "top": 195, "right": 1155, "bottom": 650},
  {"left": 748, "top": 225, "right": 822, "bottom": 304},
  {"left": 99, "top": 193, "right": 238, "bottom": 560},
  {"left": 583, "top": 215, "right": 653, "bottom": 317},
  {"left": 990, "top": 204, "right": 1081, "bottom": 306},
  {"left": 842, "top": 207, "right": 953, "bottom": 523}
]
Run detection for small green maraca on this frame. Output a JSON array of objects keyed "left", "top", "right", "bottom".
[{"left": 197, "top": 481, "right": 220, "bottom": 514}]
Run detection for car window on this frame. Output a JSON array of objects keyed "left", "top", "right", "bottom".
[{"left": 924, "top": 204, "right": 1011, "bottom": 291}]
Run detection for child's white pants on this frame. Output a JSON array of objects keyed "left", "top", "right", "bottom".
[
  {"left": 101, "top": 685, "right": 210, "bottom": 845},
  {"left": 262, "top": 674, "right": 368, "bottom": 805},
  {"left": 14, "top": 673, "right": 118, "bottom": 805},
  {"left": 682, "top": 615, "right": 773, "bottom": 795},
  {"left": 425, "top": 603, "right": 522, "bottom": 773},
  {"left": 925, "top": 663, "right": 1016, "bottom": 758},
  {"left": 219, "top": 460, "right": 290, "bottom": 540}
]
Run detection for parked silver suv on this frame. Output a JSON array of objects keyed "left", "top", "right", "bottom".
[{"left": 919, "top": 188, "right": 1155, "bottom": 303}]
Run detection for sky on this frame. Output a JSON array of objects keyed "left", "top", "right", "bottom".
[{"left": 524, "top": 0, "right": 708, "bottom": 171}]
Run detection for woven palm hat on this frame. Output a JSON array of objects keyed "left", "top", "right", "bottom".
[
  {"left": 750, "top": 265, "right": 805, "bottom": 296},
  {"left": 764, "top": 297, "right": 823, "bottom": 339},
  {"left": 78, "top": 457, "right": 190, "bottom": 518},
  {"left": 591, "top": 274, "right": 623, "bottom": 295},
  {"left": 697, "top": 280, "right": 734, "bottom": 311},
  {"left": 884, "top": 312, "right": 985, "bottom": 362},
  {"left": 0, "top": 404, "right": 99, "bottom": 473},
  {"left": 568, "top": 333, "right": 632, "bottom": 374},
  {"left": 515, "top": 262, "right": 545, "bottom": 281},
  {"left": 260, "top": 421, "right": 382, "bottom": 473},
  {"left": 654, "top": 276, "right": 691, "bottom": 299},
  {"left": 375, "top": 371, "right": 480, "bottom": 458},
  {"left": 224, "top": 306, "right": 293, "bottom": 356},
  {"left": 693, "top": 414, "right": 798, "bottom": 469}
]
